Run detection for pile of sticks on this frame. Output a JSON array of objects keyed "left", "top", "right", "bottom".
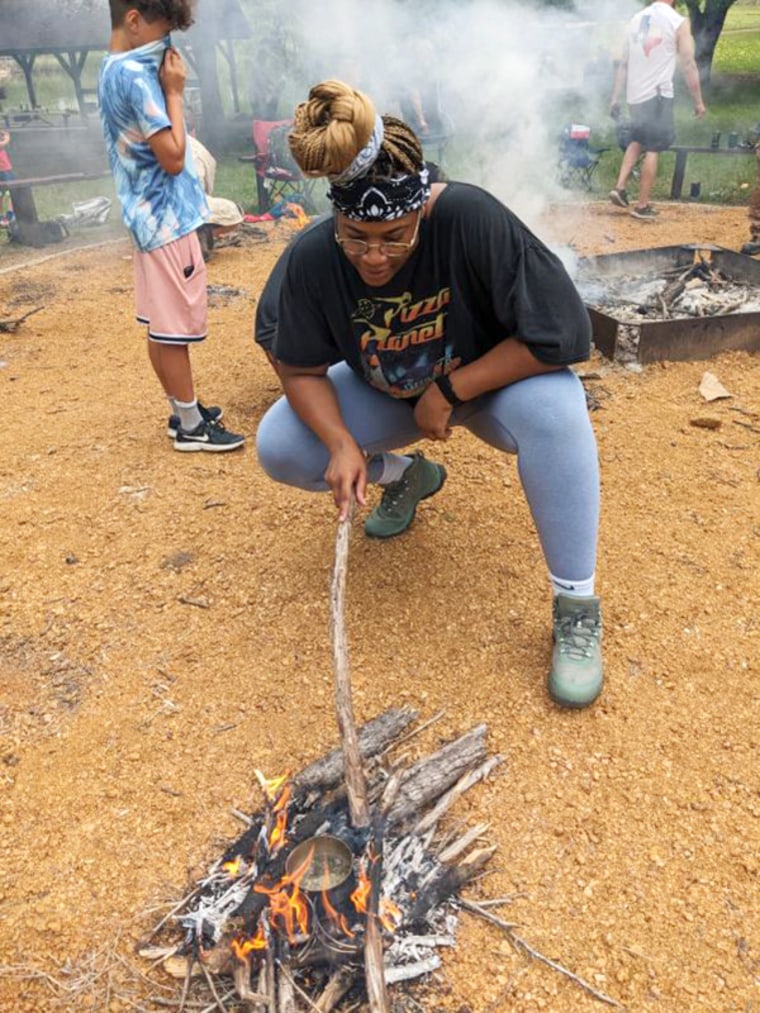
[{"left": 143, "top": 709, "right": 501, "bottom": 1011}]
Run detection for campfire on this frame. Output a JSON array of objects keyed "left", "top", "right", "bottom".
[
  {"left": 140, "top": 512, "right": 506, "bottom": 1012},
  {"left": 143, "top": 710, "right": 501, "bottom": 1010},
  {"left": 576, "top": 244, "right": 760, "bottom": 364},
  {"left": 137, "top": 508, "right": 626, "bottom": 1011}
]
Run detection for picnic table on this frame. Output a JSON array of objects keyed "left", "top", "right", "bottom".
[
  {"left": 669, "top": 144, "right": 756, "bottom": 199},
  {"left": 3, "top": 170, "right": 111, "bottom": 225}
]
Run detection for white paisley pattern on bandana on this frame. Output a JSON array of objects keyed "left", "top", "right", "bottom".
[{"left": 329, "top": 166, "right": 431, "bottom": 221}]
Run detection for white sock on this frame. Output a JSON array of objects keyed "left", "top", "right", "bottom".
[
  {"left": 167, "top": 396, "right": 179, "bottom": 414},
  {"left": 550, "top": 573, "right": 595, "bottom": 599},
  {"left": 376, "top": 453, "right": 413, "bottom": 485},
  {"left": 175, "top": 398, "right": 203, "bottom": 432}
]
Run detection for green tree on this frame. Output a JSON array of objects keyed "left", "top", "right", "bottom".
[{"left": 681, "top": 0, "right": 740, "bottom": 89}]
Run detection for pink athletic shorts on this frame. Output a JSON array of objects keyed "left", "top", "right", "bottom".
[{"left": 134, "top": 231, "right": 207, "bottom": 344}]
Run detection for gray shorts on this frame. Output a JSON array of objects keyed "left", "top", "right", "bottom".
[{"left": 629, "top": 96, "right": 675, "bottom": 152}]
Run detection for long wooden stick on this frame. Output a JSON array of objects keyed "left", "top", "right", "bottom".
[
  {"left": 330, "top": 505, "right": 370, "bottom": 829},
  {"left": 329, "top": 504, "right": 390, "bottom": 1013}
]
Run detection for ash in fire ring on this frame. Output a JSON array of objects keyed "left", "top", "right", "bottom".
[{"left": 255, "top": 79, "right": 603, "bottom": 709}]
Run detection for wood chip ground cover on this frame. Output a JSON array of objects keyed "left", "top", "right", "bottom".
[{"left": 0, "top": 201, "right": 758, "bottom": 1012}]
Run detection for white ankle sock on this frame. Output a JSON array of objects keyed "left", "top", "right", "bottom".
[
  {"left": 175, "top": 398, "right": 203, "bottom": 432},
  {"left": 550, "top": 573, "right": 595, "bottom": 599},
  {"left": 376, "top": 453, "right": 413, "bottom": 485},
  {"left": 167, "top": 396, "right": 179, "bottom": 414}
]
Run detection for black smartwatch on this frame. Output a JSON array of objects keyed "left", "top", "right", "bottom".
[{"left": 434, "top": 373, "right": 462, "bottom": 406}]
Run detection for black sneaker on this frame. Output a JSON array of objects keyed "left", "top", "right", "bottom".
[
  {"left": 609, "top": 188, "right": 629, "bottom": 208},
  {"left": 167, "top": 403, "right": 223, "bottom": 438},
  {"left": 174, "top": 418, "right": 245, "bottom": 452},
  {"left": 630, "top": 205, "right": 658, "bottom": 221},
  {"left": 740, "top": 241, "right": 760, "bottom": 256}
]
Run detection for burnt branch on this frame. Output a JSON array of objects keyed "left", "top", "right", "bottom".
[
  {"left": 295, "top": 709, "right": 418, "bottom": 793},
  {"left": 384, "top": 725, "right": 489, "bottom": 828}
]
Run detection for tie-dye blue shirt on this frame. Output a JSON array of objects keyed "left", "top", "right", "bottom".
[{"left": 98, "top": 38, "right": 208, "bottom": 252}]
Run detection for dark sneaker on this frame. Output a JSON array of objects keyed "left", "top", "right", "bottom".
[
  {"left": 364, "top": 451, "right": 446, "bottom": 539},
  {"left": 740, "top": 241, "right": 760, "bottom": 255},
  {"left": 609, "top": 188, "right": 629, "bottom": 208},
  {"left": 174, "top": 418, "right": 245, "bottom": 452},
  {"left": 167, "top": 403, "right": 223, "bottom": 438},
  {"left": 548, "top": 594, "right": 603, "bottom": 709},
  {"left": 630, "top": 205, "right": 657, "bottom": 221}
]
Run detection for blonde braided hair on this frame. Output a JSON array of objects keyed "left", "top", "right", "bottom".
[{"left": 289, "top": 79, "right": 424, "bottom": 180}]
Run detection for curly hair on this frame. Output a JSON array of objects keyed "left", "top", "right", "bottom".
[
  {"left": 108, "top": 0, "right": 196, "bottom": 31},
  {"left": 289, "top": 79, "right": 424, "bottom": 180}
]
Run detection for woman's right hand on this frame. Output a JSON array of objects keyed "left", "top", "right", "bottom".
[{"left": 325, "top": 441, "right": 368, "bottom": 521}]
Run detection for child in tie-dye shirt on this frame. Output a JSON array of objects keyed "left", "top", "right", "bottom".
[{"left": 98, "top": 0, "right": 244, "bottom": 452}]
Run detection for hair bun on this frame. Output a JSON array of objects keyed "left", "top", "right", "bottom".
[{"left": 289, "top": 79, "right": 376, "bottom": 178}]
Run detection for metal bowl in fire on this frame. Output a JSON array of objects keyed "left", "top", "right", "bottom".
[{"left": 285, "top": 835, "right": 353, "bottom": 893}]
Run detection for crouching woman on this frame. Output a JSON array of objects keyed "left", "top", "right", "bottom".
[{"left": 255, "top": 79, "right": 604, "bottom": 708}]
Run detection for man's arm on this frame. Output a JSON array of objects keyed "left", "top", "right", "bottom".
[
  {"left": 148, "top": 48, "right": 188, "bottom": 175},
  {"left": 676, "top": 21, "right": 706, "bottom": 118},
  {"left": 609, "top": 54, "right": 628, "bottom": 118}
]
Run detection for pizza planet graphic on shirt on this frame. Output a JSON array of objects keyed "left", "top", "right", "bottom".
[{"left": 350, "top": 287, "right": 461, "bottom": 398}]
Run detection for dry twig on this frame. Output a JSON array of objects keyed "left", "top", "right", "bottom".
[{"left": 458, "top": 899, "right": 626, "bottom": 1009}]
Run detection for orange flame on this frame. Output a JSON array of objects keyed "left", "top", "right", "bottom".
[
  {"left": 272, "top": 784, "right": 292, "bottom": 814},
  {"left": 268, "top": 808, "right": 289, "bottom": 853},
  {"left": 222, "top": 855, "right": 243, "bottom": 878},
  {"left": 379, "top": 897, "right": 402, "bottom": 933},
  {"left": 285, "top": 203, "right": 310, "bottom": 229},
  {"left": 253, "top": 845, "right": 313, "bottom": 943},
  {"left": 319, "top": 862, "right": 355, "bottom": 939},
  {"left": 231, "top": 924, "right": 267, "bottom": 960},
  {"left": 267, "top": 884, "right": 310, "bottom": 939},
  {"left": 350, "top": 862, "right": 372, "bottom": 915}
]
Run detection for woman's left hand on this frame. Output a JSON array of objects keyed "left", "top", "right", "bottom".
[{"left": 414, "top": 383, "right": 453, "bottom": 441}]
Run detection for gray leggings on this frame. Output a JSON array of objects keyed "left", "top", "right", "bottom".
[{"left": 256, "top": 363, "right": 599, "bottom": 580}]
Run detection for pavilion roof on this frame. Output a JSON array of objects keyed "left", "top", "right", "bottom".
[{"left": 0, "top": 0, "right": 249, "bottom": 57}]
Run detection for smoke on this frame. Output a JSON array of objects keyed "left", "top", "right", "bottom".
[{"left": 252, "top": 0, "right": 643, "bottom": 236}]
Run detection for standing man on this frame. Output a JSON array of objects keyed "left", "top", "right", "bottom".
[
  {"left": 98, "top": 0, "right": 245, "bottom": 452},
  {"left": 608, "top": 0, "right": 706, "bottom": 221}
]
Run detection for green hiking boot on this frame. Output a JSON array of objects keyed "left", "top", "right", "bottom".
[
  {"left": 548, "top": 594, "right": 603, "bottom": 709},
  {"left": 364, "top": 451, "right": 447, "bottom": 539}
]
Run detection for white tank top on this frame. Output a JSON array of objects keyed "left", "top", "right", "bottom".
[{"left": 625, "top": 2, "right": 685, "bottom": 104}]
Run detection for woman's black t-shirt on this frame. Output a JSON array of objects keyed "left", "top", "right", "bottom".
[{"left": 262, "top": 182, "right": 591, "bottom": 400}]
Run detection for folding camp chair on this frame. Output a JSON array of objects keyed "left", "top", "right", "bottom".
[
  {"left": 244, "top": 119, "right": 319, "bottom": 213},
  {"left": 556, "top": 124, "right": 609, "bottom": 191}
]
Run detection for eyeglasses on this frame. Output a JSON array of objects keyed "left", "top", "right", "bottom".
[{"left": 334, "top": 211, "right": 422, "bottom": 259}]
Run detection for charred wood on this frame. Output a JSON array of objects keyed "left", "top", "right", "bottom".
[
  {"left": 409, "top": 846, "right": 497, "bottom": 923},
  {"left": 294, "top": 709, "right": 418, "bottom": 793},
  {"left": 384, "top": 725, "right": 488, "bottom": 828},
  {"left": 314, "top": 966, "right": 356, "bottom": 1012},
  {"left": 413, "top": 756, "right": 503, "bottom": 835}
]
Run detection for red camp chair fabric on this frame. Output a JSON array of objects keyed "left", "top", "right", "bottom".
[{"left": 248, "top": 119, "right": 318, "bottom": 213}]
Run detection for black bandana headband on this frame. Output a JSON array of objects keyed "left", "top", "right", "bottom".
[{"left": 328, "top": 166, "right": 431, "bottom": 221}]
